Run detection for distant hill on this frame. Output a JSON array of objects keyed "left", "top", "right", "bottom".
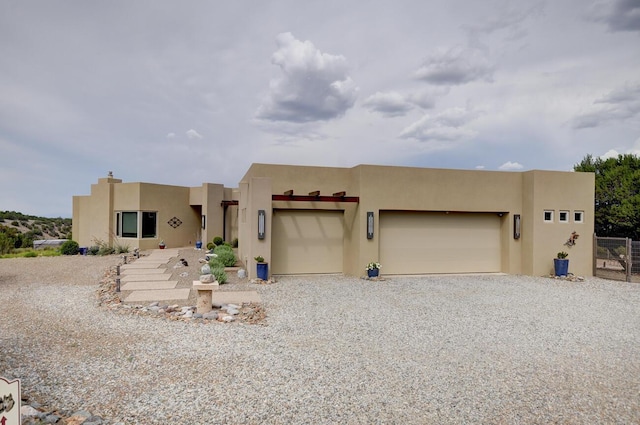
[{"left": 0, "top": 211, "right": 72, "bottom": 251}]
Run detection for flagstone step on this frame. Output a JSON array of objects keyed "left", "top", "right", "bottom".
[
  {"left": 120, "top": 268, "right": 167, "bottom": 275},
  {"left": 121, "top": 263, "right": 164, "bottom": 270},
  {"left": 121, "top": 274, "right": 171, "bottom": 282},
  {"left": 123, "top": 288, "right": 190, "bottom": 303},
  {"left": 121, "top": 281, "right": 179, "bottom": 291}
]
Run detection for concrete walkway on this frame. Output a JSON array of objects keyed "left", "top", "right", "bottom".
[
  {"left": 119, "top": 248, "right": 261, "bottom": 305},
  {"left": 121, "top": 249, "right": 190, "bottom": 303}
]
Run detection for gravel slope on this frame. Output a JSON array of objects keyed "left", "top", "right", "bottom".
[{"left": 1, "top": 255, "right": 639, "bottom": 424}]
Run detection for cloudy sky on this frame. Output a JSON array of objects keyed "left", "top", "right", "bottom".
[{"left": 1, "top": 0, "right": 639, "bottom": 217}]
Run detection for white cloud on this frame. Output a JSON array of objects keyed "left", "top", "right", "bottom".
[
  {"left": 499, "top": 161, "right": 524, "bottom": 170},
  {"left": 362, "top": 91, "right": 414, "bottom": 117},
  {"left": 400, "top": 106, "right": 480, "bottom": 142},
  {"left": 414, "top": 45, "right": 495, "bottom": 85},
  {"left": 475, "top": 165, "right": 486, "bottom": 169},
  {"left": 186, "top": 129, "right": 203, "bottom": 139},
  {"left": 600, "top": 149, "right": 620, "bottom": 159},
  {"left": 255, "top": 32, "right": 358, "bottom": 123},
  {"left": 166, "top": 132, "right": 176, "bottom": 139}
]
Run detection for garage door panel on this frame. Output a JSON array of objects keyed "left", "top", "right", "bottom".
[
  {"left": 380, "top": 212, "right": 501, "bottom": 274},
  {"left": 272, "top": 210, "right": 344, "bottom": 274}
]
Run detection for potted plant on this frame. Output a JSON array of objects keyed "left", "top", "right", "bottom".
[
  {"left": 194, "top": 232, "right": 202, "bottom": 250},
  {"left": 255, "top": 256, "right": 268, "bottom": 280},
  {"left": 366, "top": 262, "right": 381, "bottom": 278},
  {"left": 159, "top": 240, "right": 166, "bottom": 249},
  {"left": 554, "top": 251, "right": 569, "bottom": 276}
]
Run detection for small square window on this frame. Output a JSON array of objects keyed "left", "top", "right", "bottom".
[
  {"left": 544, "top": 210, "right": 554, "bottom": 222},
  {"left": 559, "top": 210, "right": 569, "bottom": 223},
  {"left": 574, "top": 211, "right": 584, "bottom": 223}
]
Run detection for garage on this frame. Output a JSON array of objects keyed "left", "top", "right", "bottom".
[
  {"left": 379, "top": 211, "right": 502, "bottom": 274},
  {"left": 272, "top": 209, "right": 345, "bottom": 274}
]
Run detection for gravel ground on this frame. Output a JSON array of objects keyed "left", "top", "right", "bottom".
[{"left": 1, "top": 254, "right": 640, "bottom": 424}]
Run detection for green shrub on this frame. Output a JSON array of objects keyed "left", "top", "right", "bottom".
[
  {"left": 114, "top": 243, "right": 129, "bottom": 254},
  {"left": 214, "top": 244, "right": 232, "bottom": 253},
  {"left": 214, "top": 245, "right": 236, "bottom": 267},
  {"left": 231, "top": 238, "right": 238, "bottom": 248},
  {"left": 206, "top": 242, "right": 214, "bottom": 250},
  {"left": 98, "top": 246, "right": 115, "bottom": 255},
  {"left": 88, "top": 246, "right": 100, "bottom": 255},
  {"left": 60, "top": 240, "right": 79, "bottom": 255},
  {"left": 213, "top": 236, "right": 223, "bottom": 246},
  {"left": 24, "top": 251, "right": 38, "bottom": 257},
  {"left": 211, "top": 266, "right": 228, "bottom": 284},
  {"left": 208, "top": 257, "right": 224, "bottom": 269}
]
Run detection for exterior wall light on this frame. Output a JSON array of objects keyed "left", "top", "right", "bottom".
[
  {"left": 258, "top": 210, "right": 266, "bottom": 240},
  {"left": 367, "top": 211, "right": 374, "bottom": 239},
  {"left": 514, "top": 214, "right": 521, "bottom": 239},
  {"left": 202, "top": 215, "right": 206, "bottom": 229}
]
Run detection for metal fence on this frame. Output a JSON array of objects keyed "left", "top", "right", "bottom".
[{"left": 594, "top": 235, "right": 640, "bottom": 282}]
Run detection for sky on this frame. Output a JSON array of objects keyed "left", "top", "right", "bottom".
[{"left": 1, "top": 0, "right": 639, "bottom": 218}]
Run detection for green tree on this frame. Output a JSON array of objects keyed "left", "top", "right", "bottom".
[{"left": 575, "top": 153, "right": 640, "bottom": 238}]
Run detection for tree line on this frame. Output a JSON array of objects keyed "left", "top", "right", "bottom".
[{"left": 574, "top": 153, "right": 640, "bottom": 239}]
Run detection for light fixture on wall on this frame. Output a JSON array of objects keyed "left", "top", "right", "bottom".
[
  {"left": 514, "top": 214, "right": 521, "bottom": 239},
  {"left": 367, "top": 212, "right": 374, "bottom": 239},
  {"left": 258, "top": 210, "right": 266, "bottom": 240},
  {"left": 201, "top": 215, "right": 206, "bottom": 230}
]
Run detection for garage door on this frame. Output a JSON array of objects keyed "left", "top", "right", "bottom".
[
  {"left": 272, "top": 210, "right": 344, "bottom": 274},
  {"left": 380, "top": 211, "right": 502, "bottom": 274}
]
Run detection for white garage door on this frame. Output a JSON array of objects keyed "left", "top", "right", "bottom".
[
  {"left": 272, "top": 210, "right": 344, "bottom": 274},
  {"left": 380, "top": 211, "right": 502, "bottom": 274}
]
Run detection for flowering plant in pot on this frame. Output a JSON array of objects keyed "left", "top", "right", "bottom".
[
  {"left": 158, "top": 240, "right": 166, "bottom": 249},
  {"left": 366, "top": 262, "right": 381, "bottom": 278}
]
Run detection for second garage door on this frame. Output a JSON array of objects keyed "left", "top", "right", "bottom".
[
  {"left": 380, "top": 211, "right": 502, "bottom": 274},
  {"left": 272, "top": 210, "right": 344, "bottom": 274}
]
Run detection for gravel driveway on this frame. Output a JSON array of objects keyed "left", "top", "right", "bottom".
[{"left": 1, "top": 255, "right": 639, "bottom": 424}]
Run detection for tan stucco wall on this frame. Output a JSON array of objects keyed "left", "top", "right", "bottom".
[
  {"left": 238, "top": 163, "right": 594, "bottom": 277},
  {"left": 73, "top": 176, "right": 232, "bottom": 251}
]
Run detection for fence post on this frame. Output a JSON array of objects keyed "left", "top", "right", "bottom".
[
  {"left": 593, "top": 233, "right": 597, "bottom": 277},
  {"left": 626, "top": 237, "right": 632, "bottom": 283}
]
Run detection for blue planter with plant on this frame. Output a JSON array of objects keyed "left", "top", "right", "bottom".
[
  {"left": 366, "top": 262, "right": 381, "bottom": 278},
  {"left": 255, "top": 256, "right": 268, "bottom": 280},
  {"left": 554, "top": 252, "right": 569, "bottom": 276}
]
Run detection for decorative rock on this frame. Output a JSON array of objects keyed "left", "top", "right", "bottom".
[
  {"left": 193, "top": 313, "right": 203, "bottom": 319},
  {"left": 227, "top": 303, "right": 240, "bottom": 309},
  {"left": 149, "top": 301, "right": 159, "bottom": 307},
  {"left": 200, "top": 264, "right": 211, "bottom": 274},
  {"left": 183, "top": 310, "right": 193, "bottom": 318},
  {"left": 222, "top": 315, "right": 235, "bottom": 322},
  {"left": 84, "top": 416, "right": 106, "bottom": 425},
  {"left": 199, "top": 274, "right": 214, "bottom": 283},
  {"left": 202, "top": 311, "right": 218, "bottom": 320},
  {"left": 237, "top": 269, "right": 246, "bottom": 278},
  {"left": 21, "top": 405, "right": 40, "bottom": 417},
  {"left": 226, "top": 308, "right": 240, "bottom": 315},
  {"left": 44, "top": 413, "right": 62, "bottom": 423}
]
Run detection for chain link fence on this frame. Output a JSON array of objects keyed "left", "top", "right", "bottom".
[{"left": 594, "top": 235, "right": 640, "bottom": 282}]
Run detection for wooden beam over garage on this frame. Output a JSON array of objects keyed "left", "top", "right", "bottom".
[{"left": 272, "top": 194, "right": 359, "bottom": 203}]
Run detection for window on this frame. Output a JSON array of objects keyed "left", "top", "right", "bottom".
[
  {"left": 559, "top": 210, "right": 569, "bottom": 223},
  {"left": 121, "top": 212, "right": 138, "bottom": 238},
  {"left": 116, "top": 211, "right": 157, "bottom": 238},
  {"left": 141, "top": 212, "right": 157, "bottom": 238},
  {"left": 574, "top": 211, "right": 584, "bottom": 223},
  {"left": 543, "top": 210, "right": 554, "bottom": 222}
]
